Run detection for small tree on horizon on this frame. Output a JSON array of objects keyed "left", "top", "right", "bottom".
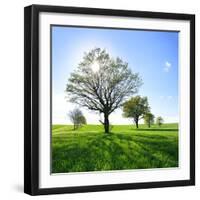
[
  {"left": 123, "top": 96, "right": 150, "bottom": 128},
  {"left": 156, "top": 116, "right": 164, "bottom": 127},
  {"left": 79, "top": 115, "right": 87, "bottom": 126},
  {"left": 68, "top": 108, "right": 86, "bottom": 130},
  {"left": 66, "top": 48, "right": 142, "bottom": 133},
  {"left": 144, "top": 112, "right": 155, "bottom": 128}
]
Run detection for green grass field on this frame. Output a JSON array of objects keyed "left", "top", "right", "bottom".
[{"left": 52, "top": 123, "right": 178, "bottom": 173}]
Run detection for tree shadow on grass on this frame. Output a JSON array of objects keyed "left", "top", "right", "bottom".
[
  {"left": 132, "top": 134, "right": 169, "bottom": 140},
  {"left": 53, "top": 133, "right": 140, "bottom": 172},
  {"left": 133, "top": 137, "right": 178, "bottom": 160},
  {"left": 52, "top": 134, "right": 130, "bottom": 172},
  {"left": 136, "top": 128, "right": 178, "bottom": 132},
  {"left": 52, "top": 132, "right": 177, "bottom": 173}
]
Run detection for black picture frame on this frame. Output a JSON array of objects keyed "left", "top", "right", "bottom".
[{"left": 24, "top": 4, "right": 195, "bottom": 196}]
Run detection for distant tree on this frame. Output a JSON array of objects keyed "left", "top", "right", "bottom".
[
  {"left": 79, "top": 115, "right": 87, "bottom": 126},
  {"left": 123, "top": 96, "right": 150, "bottom": 128},
  {"left": 156, "top": 116, "right": 164, "bottom": 127},
  {"left": 68, "top": 108, "right": 86, "bottom": 130},
  {"left": 66, "top": 48, "right": 142, "bottom": 133},
  {"left": 144, "top": 112, "right": 155, "bottom": 128}
]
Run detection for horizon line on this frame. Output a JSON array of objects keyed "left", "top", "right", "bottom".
[{"left": 52, "top": 122, "right": 178, "bottom": 125}]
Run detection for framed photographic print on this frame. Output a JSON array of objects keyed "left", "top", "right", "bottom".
[{"left": 24, "top": 4, "right": 195, "bottom": 195}]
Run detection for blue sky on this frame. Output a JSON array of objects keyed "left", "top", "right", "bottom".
[{"left": 52, "top": 26, "right": 179, "bottom": 124}]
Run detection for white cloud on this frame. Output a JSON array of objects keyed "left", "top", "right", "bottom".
[
  {"left": 163, "top": 116, "right": 179, "bottom": 123},
  {"left": 164, "top": 61, "right": 171, "bottom": 72},
  {"left": 159, "top": 95, "right": 173, "bottom": 100},
  {"left": 167, "top": 95, "right": 173, "bottom": 100},
  {"left": 159, "top": 95, "right": 164, "bottom": 99}
]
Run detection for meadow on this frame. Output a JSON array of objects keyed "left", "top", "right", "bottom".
[{"left": 52, "top": 123, "right": 178, "bottom": 173}]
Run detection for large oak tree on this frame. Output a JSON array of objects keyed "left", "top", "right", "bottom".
[{"left": 66, "top": 48, "right": 142, "bottom": 133}]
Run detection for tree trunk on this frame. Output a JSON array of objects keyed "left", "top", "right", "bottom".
[
  {"left": 135, "top": 118, "right": 139, "bottom": 128},
  {"left": 134, "top": 117, "right": 139, "bottom": 128},
  {"left": 104, "top": 113, "right": 110, "bottom": 133},
  {"left": 135, "top": 121, "right": 138, "bottom": 128},
  {"left": 134, "top": 116, "right": 140, "bottom": 129}
]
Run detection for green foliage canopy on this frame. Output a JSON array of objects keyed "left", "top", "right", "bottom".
[
  {"left": 156, "top": 116, "right": 164, "bottom": 127},
  {"left": 144, "top": 112, "right": 155, "bottom": 128},
  {"left": 66, "top": 48, "right": 142, "bottom": 133},
  {"left": 68, "top": 108, "right": 86, "bottom": 130},
  {"left": 123, "top": 96, "right": 150, "bottom": 128}
]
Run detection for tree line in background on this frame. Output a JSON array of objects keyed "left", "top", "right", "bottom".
[
  {"left": 68, "top": 108, "right": 87, "bottom": 130},
  {"left": 68, "top": 96, "right": 164, "bottom": 131},
  {"left": 123, "top": 95, "right": 164, "bottom": 128},
  {"left": 66, "top": 48, "right": 164, "bottom": 133}
]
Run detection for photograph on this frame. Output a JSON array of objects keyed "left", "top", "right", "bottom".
[
  {"left": 24, "top": 4, "right": 195, "bottom": 195},
  {"left": 51, "top": 26, "right": 179, "bottom": 174}
]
